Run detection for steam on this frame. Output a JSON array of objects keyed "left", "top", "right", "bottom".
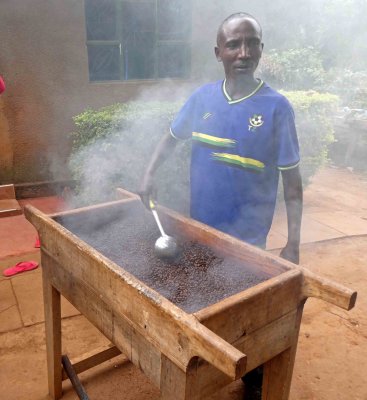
[
  {"left": 62, "top": 0, "right": 367, "bottom": 212},
  {"left": 67, "top": 81, "right": 195, "bottom": 211}
]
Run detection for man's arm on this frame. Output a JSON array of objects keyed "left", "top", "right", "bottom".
[
  {"left": 139, "top": 131, "right": 177, "bottom": 208},
  {"left": 279, "top": 166, "right": 303, "bottom": 264}
]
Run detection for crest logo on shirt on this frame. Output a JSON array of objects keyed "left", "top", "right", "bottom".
[
  {"left": 248, "top": 114, "right": 264, "bottom": 132},
  {"left": 202, "top": 112, "right": 212, "bottom": 120}
]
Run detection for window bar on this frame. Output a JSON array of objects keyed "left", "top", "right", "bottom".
[
  {"left": 116, "top": 0, "right": 125, "bottom": 80},
  {"left": 154, "top": 0, "right": 158, "bottom": 79}
]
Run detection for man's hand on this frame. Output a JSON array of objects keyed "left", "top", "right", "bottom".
[
  {"left": 138, "top": 174, "right": 157, "bottom": 210},
  {"left": 279, "top": 242, "right": 300, "bottom": 264}
]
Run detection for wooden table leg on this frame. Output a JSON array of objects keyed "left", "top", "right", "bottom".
[
  {"left": 160, "top": 355, "right": 198, "bottom": 400},
  {"left": 261, "top": 304, "right": 304, "bottom": 400},
  {"left": 43, "top": 268, "right": 62, "bottom": 399}
]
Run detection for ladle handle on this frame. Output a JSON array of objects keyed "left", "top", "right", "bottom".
[{"left": 150, "top": 200, "right": 166, "bottom": 237}]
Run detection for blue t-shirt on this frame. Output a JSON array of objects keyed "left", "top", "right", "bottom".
[{"left": 171, "top": 80, "right": 300, "bottom": 247}]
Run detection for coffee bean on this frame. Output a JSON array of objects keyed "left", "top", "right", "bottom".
[{"left": 59, "top": 207, "right": 266, "bottom": 313}]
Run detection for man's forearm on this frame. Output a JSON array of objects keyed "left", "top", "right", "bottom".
[
  {"left": 285, "top": 193, "right": 302, "bottom": 245},
  {"left": 280, "top": 167, "right": 303, "bottom": 264},
  {"left": 282, "top": 167, "right": 303, "bottom": 244},
  {"left": 139, "top": 131, "right": 177, "bottom": 206},
  {"left": 143, "top": 131, "right": 177, "bottom": 179}
]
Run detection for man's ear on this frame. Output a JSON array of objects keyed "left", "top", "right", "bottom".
[
  {"left": 258, "top": 43, "right": 264, "bottom": 59},
  {"left": 215, "top": 46, "right": 221, "bottom": 62}
]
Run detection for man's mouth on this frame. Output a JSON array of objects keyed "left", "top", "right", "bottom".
[{"left": 235, "top": 63, "right": 252, "bottom": 70}]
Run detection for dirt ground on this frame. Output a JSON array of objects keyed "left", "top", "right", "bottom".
[
  {"left": 1, "top": 167, "right": 367, "bottom": 400},
  {"left": 289, "top": 236, "right": 367, "bottom": 400}
]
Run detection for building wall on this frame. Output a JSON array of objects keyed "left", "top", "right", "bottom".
[
  {"left": 0, "top": 0, "right": 249, "bottom": 184},
  {"left": 0, "top": 97, "right": 12, "bottom": 180}
]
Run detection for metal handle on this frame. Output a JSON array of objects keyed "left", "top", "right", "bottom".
[
  {"left": 151, "top": 209, "right": 167, "bottom": 237},
  {"left": 149, "top": 199, "right": 167, "bottom": 237}
]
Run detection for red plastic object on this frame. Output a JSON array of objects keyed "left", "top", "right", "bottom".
[
  {"left": 0, "top": 76, "right": 5, "bottom": 94},
  {"left": 3, "top": 261, "right": 39, "bottom": 277},
  {"left": 34, "top": 236, "right": 41, "bottom": 248}
]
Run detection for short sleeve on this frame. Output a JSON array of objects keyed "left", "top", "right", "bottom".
[
  {"left": 170, "top": 89, "right": 200, "bottom": 140},
  {"left": 275, "top": 97, "right": 300, "bottom": 170}
]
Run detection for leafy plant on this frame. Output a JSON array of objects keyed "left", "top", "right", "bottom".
[
  {"left": 282, "top": 91, "right": 338, "bottom": 183},
  {"left": 324, "top": 68, "right": 367, "bottom": 108},
  {"left": 259, "top": 47, "right": 327, "bottom": 91}
]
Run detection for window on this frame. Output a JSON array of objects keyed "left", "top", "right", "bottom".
[{"left": 85, "top": 0, "right": 191, "bottom": 81}]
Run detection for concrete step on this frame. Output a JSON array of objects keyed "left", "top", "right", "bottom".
[
  {"left": 0, "top": 184, "right": 16, "bottom": 199},
  {"left": 0, "top": 199, "right": 22, "bottom": 217}
]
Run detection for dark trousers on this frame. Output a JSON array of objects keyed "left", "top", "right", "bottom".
[{"left": 242, "top": 366, "right": 263, "bottom": 400}]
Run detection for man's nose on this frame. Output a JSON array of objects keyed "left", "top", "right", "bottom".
[{"left": 238, "top": 43, "right": 250, "bottom": 58}]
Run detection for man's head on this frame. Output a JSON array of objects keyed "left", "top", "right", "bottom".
[{"left": 215, "top": 13, "right": 264, "bottom": 80}]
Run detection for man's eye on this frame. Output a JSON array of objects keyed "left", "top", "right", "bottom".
[
  {"left": 227, "top": 42, "right": 238, "bottom": 49},
  {"left": 249, "top": 39, "right": 261, "bottom": 47}
]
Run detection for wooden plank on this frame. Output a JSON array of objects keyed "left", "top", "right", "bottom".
[
  {"left": 160, "top": 354, "right": 188, "bottom": 400},
  {"left": 185, "top": 310, "right": 299, "bottom": 399},
  {"left": 42, "top": 264, "right": 62, "bottom": 400},
  {"left": 114, "top": 312, "right": 163, "bottom": 386},
  {"left": 0, "top": 199, "right": 22, "bottom": 217},
  {"left": 302, "top": 269, "right": 357, "bottom": 310},
  {"left": 263, "top": 349, "right": 292, "bottom": 400},
  {"left": 160, "top": 205, "right": 289, "bottom": 277},
  {"left": 47, "top": 197, "right": 136, "bottom": 219},
  {"left": 115, "top": 187, "right": 140, "bottom": 200},
  {"left": 0, "top": 184, "right": 16, "bottom": 199},
  {"left": 131, "top": 324, "right": 163, "bottom": 385},
  {"left": 160, "top": 355, "right": 198, "bottom": 400},
  {"left": 42, "top": 251, "right": 162, "bottom": 388},
  {"left": 61, "top": 345, "right": 124, "bottom": 381},
  {"left": 194, "top": 269, "right": 303, "bottom": 344},
  {"left": 235, "top": 310, "right": 298, "bottom": 372},
  {"left": 27, "top": 206, "right": 247, "bottom": 380},
  {"left": 0, "top": 184, "right": 22, "bottom": 217},
  {"left": 262, "top": 304, "right": 305, "bottom": 400}
]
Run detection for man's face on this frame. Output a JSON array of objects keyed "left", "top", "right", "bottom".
[{"left": 215, "top": 17, "right": 263, "bottom": 80}]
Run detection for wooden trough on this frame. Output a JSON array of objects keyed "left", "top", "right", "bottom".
[{"left": 24, "top": 188, "right": 357, "bottom": 400}]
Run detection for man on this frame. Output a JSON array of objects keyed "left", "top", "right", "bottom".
[{"left": 140, "top": 12, "right": 302, "bottom": 264}]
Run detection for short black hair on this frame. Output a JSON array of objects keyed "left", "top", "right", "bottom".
[{"left": 217, "top": 12, "right": 262, "bottom": 45}]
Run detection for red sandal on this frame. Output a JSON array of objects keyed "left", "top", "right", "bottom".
[{"left": 3, "top": 261, "right": 39, "bottom": 277}]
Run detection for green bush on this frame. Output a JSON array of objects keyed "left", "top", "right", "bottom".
[
  {"left": 69, "top": 91, "right": 338, "bottom": 209},
  {"left": 281, "top": 90, "right": 339, "bottom": 184},
  {"left": 259, "top": 47, "right": 327, "bottom": 91},
  {"left": 324, "top": 68, "right": 367, "bottom": 108}
]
